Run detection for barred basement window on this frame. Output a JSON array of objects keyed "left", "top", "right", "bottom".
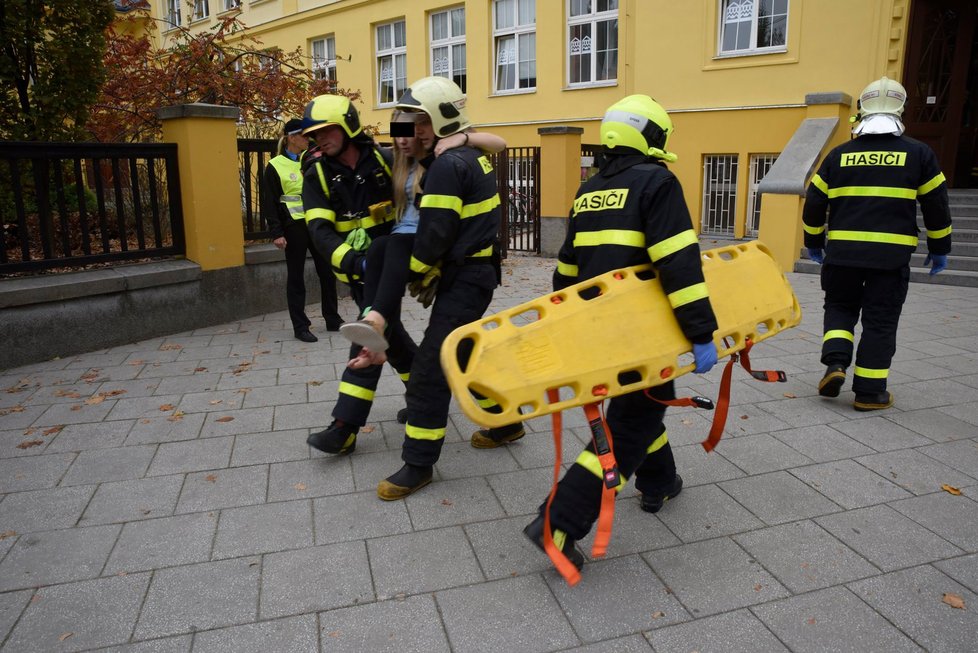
[
  {"left": 702, "top": 154, "right": 738, "bottom": 236},
  {"left": 747, "top": 153, "right": 778, "bottom": 237}
]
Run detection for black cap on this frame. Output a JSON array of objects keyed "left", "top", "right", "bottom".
[{"left": 284, "top": 118, "right": 304, "bottom": 135}]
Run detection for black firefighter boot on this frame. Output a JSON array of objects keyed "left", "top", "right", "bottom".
[
  {"left": 818, "top": 364, "right": 847, "bottom": 398},
  {"left": 523, "top": 513, "right": 585, "bottom": 570},
  {"left": 640, "top": 474, "right": 684, "bottom": 514},
  {"left": 377, "top": 463, "right": 433, "bottom": 501},
  {"left": 306, "top": 420, "right": 358, "bottom": 455},
  {"left": 470, "top": 422, "right": 526, "bottom": 449}
]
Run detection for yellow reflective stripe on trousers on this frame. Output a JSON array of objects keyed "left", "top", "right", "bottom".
[
  {"left": 574, "top": 229, "right": 645, "bottom": 248},
  {"left": 331, "top": 242, "right": 353, "bottom": 269},
  {"left": 556, "top": 261, "right": 578, "bottom": 278},
  {"left": 646, "top": 431, "right": 669, "bottom": 454},
  {"left": 918, "top": 172, "right": 946, "bottom": 196},
  {"left": 468, "top": 244, "right": 494, "bottom": 258},
  {"left": 409, "top": 255, "right": 432, "bottom": 274},
  {"left": 927, "top": 226, "right": 952, "bottom": 239},
  {"left": 305, "top": 207, "right": 337, "bottom": 224},
  {"left": 668, "top": 282, "right": 709, "bottom": 309},
  {"left": 420, "top": 194, "right": 463, "bottom": 215},
  {"left": 827, "top": 230, "right": 918, "bottom": 247},
  {"left": 811, "top": 174, "right": 829, "bottom": 195},
  {"left": 823, "top": 329, "right": 854, "bottom": 342},
  {"left": 575, "top": 450, "right": 625, "bottom": 492},
  {"left": 460, "top": 195, "right": 500, "bottom": 219},
  {"left": 804, "top": 223, "right": 826, "bottom": 235},
  {"left": 854, "top": 366, "right": 889, "bottom": 379},
  {"left": 405, "top": 424, "right": 446, "bottom": 441},
  {"left": 648, "top": 229, "right": 697, "bottom": 262},
  {"left": 338, "top": 381, "right": 375, "bottom": 402},
  {"left": 398, "top": 371, "right": 410, "bottom": 382},
  {"left": 826, "top": 186, "right": 917, "bottom": 200}
]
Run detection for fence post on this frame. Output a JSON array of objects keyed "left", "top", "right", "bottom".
[
  {"left": 537, "top": 126, "right": 583, "bottom": 257},
  {"left": 157, "top": 103, "right": 244, "bottom": 271}
]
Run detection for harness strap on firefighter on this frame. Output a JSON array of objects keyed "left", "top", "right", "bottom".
[
  {"left": 543, "top": 388, "right": 582, "bottom": 586},
  {"left": 583, "top": 395, "right": 618, "bottom": 558}
]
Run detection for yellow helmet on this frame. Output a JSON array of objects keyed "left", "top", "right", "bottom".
[
  {"left": 858, "top": 76, "right": 907, "bottom": 117},
  {"left": 600, "top": 95, "right": 677, "bottom": 162},
  {"left": 395, "top": 76, "right": 471, "bottom": 137},
  {"left": 301, "top": 94, "right": 362, "bottom": 138}
]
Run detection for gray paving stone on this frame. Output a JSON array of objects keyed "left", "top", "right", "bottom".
[
  {"left": 934, "top": 553, "right": 978, "bottom": 594},
  {"left": 45, "top": 420, "right": 135, "bottom": 452},
  {"left": 260, "top": 541, "right": 373, "bottom": 618},
  {"left": 848, "top": 565, "right": 978, "bottom": 653},
  {"left": 176, "top": 465, "right": 268, "bottom": 513},
  {"left": 368, "top": 526, "right": 484, "bottom": 599},
  {"left": 655, "top": 484, "right": 764, "bottom": 542},
  {"left": 755, "top": 396, "right": 850, "bottom": 428},
  {"left": 0, "top": 404, "right": 47, "bottom": 430},
  {"left": 791, "top": 459, "right": 914, "bottom": 509},
  {"left": 890, "top": 492, "right": 978, "bottom": 551},
  {"left": 60, "top": 445, "right": 157, "bottom": 486},
  {"left": 0, "top": 524, "right": 121, "bottom": 591},
  {"left": 431, "top": 441, "right": 521, "bottom": 480},
  {"left": 317, "top": 594, "right": 450, "bottom": 653},
  {"left": 717, "top": 471, "right": 841, "bottom": 526},
  {"left": 464, "top": 515, "right": 562, "bottom": 579},
  {"left": 751, "top": 586, "right": 922, "bottom": 653},
  {"left": 485, "top": 468, "right": 562, "bottom": 517},
  {"left": 154, "top": 372, "right": 221, "bottom": 396},
  {"left": 267, "top": 457, "right": 354, "bottom": 501},
  {"left": 229, "top": 429, "right": 310, "bottom": 467},
  {"left": 645, "top": 609, "right": 789, "bottom": 653},
  {"left": 33, "top": 399, "right": 117, "bottom": 426},
  {"left": 733, "top": 520, "right": 877, "bottom": 592},
  {"left": 0, "top": 453, "right": 75, "bottom": 493},
  {"left": 560, "top": 635, "right": 653, "bottom": 653},
  {"left": 716, "top": 433, "right": 815, "bottom": 474},
  {"left": 348, "top": 449, "right": 408, "bottom": 492},
  {"left": 95, "top": 378, "right": 163, "bottom": 400},
  {"left": 917, "top": 439, "right": 978, "bottom": 478},
  {"left": 643, "top": 538, "right": 790, "bottom": 617},
  {"left": 125, "top": 413, "right": 206, "bottom": 445},
  {"left": 403, "top": 477, "right": 506, "bottom": 530},
  {"left": 199, "top": 407, "right": 274, "bottom": 438},
  {"left": 105, "top": 512, "right": 218, "bottom": 574},
  {"left": 0, "top": 589, "right": 32, "bottom": 646},
  {"left": 240, "top": 383, "right": 308, "bottom": 410},
  {"left": 939, "top": 402, "right": 978, "bottom": 428},
  {"left": 133, "top": 558, "right": 260, "bottom": 639},
  {"left": 672, "top": 442, "right": 748, "bottom": 487},
  {"left": 894, "top": 408, "right": 978, "bottom": 442},
  {"left": 176, "top": 389, "right": 245, "bottom": 415},
  {"left": 770, "top": 424, "right": 877, "bottom": 462},
  {"left": 190, "top": 615, "right": 317, "bottom": 653},
  {"left": 212, "top": 500, "right": 313, "bottom": 559},
  {"left": 817, "top": 504, "right": 964, "bottom": 571},
  {"left": 829, "top": 416, "right": 935, "bottom": 452},
  {"left": 146, "top": 437, "right": 233, "bottom": 476},
  {"left": 892, "top": 378, "right": 978, "bottom": 412},
  {"left": 104, "top": 394, "right": 184, "bottom": 421},
  {"left": 80, "top": 476, "right": 184, "bottom": 525},
  {"left": 24, "top": 383, "right": 105, "bottom": 405},
  {"left": 82, "top": 635, "right": 195, "bottom": 652},
  {"left": 0, "top": 485, "right": 94, "bottom": 533},
  {"left": 856, "top": 449, "right": 976, "bottom": 495},
  {"left": 2, "top": 573, "right": 150, "bottom": 653},
  {"left": 215, "top": 369, "right": 280, "bottom": 391},
  {"left": 0, "top": 426, "right": 53, "bottom": 458},
  {"left": 547, "top": 555, "right": 689, "bottom": 642},
  {"left": 271, "top": 401, "right": 334, "bottom": 431},
  {"left": 312, "top": 489, "right": 412, "bottom": 545},
  {"left": 438, "top": 574, "right": 580, "bottom": 653},
  {"left": 578, "top": 498, "right": 682, "bottom": 558}
]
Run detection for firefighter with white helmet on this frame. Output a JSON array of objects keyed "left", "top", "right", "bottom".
[
  {"left": 522, "top": 94, "right": 719, "bottom": 569},
  {"left": 804, "top": 76, "right": 952, "bottom": 410}
]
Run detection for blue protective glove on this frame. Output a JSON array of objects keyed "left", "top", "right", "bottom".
[
  {"left": 924, "top": 253, "right": 947, "bottom": 276},
  {"left": 807, "top": 248, "right": 824, "bottom": 265},
  {"left": 692, "top": 341, "right": 718, "bottom": 374}
]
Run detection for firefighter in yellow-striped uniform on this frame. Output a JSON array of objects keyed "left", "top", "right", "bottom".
[
  {"left": 300, "top": 95, "right": 418, "bottom": 453},
  {"left": 523, "top": 95, "right": 720, "bottom": 567},
  {"left": 803, "top": 77, "right": 952, "bottom": 411},
  {"left": 376, "top": 77, "right": 507, "bottom": 500}
]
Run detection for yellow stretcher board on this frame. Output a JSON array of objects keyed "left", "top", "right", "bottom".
[{"left": 441, "top": 240, "right": 802, "bottom": 429}]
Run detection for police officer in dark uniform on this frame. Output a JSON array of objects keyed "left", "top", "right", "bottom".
[
  {"left": 523, "top": 94, "right": 719, "bottom": 568},
  {"left": 803, "top": 76, "right": 952, "bottom": 411},
  {"left": 300, "top": 95, "right": 418, "bottom": 453},
  {"left": 262, "top": 118, "right": 342, "bottom": 342}
]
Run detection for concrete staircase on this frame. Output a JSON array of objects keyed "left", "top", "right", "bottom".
[{"left": 792, "top": 188, "right": 978, "bottom": 287}]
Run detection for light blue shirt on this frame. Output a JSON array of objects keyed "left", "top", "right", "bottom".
[{"left": 393, "top": 165, "right": 420, "bottom": 234}]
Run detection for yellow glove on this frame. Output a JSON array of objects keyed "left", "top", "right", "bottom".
[
  {"left": 408, "top": 268, "right": 441, "bottom": 308},
  {"left": 345, "top": 227, "right": 370, "bottom": 252}
]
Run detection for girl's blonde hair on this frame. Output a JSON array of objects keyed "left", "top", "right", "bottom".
[{"left": 391, "top": 109, "right": 423, "bottom": 222}]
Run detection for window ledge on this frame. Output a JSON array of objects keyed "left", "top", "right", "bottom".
[
  {"left": 704, "top": 50, "right": 797, "bottom": 71},
  {"left": 188, "top": 16, "right": 211, "bottom": 26},
  {"left": 249, "top": 0, "right": 272, "bottom": 6},
  {"left": 490, "top": 88, "right": 537, "bottom": 98},
  {"left": 564, "top": 80, "right": 618, "bottom": 91}
]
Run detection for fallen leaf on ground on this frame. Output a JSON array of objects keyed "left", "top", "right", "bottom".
[
  {"left": 783, "top": 392, "right": 797, "bottom": 399},
  {"left": 680, "top": 418, "right": 693, "bottom": 426},
  {"left": 166, "top": 411, "right": 185, "bottom": 422},
  {"left": 85, "top": 395, "right": 105, "bottom": 405},
  {"left": 194, "top": 367, "right": 208, "bottom": 373},
  {"left": 215, "top": 416, "right": 234, "bottom": 423},
  {"left": 441, "top": 499, "right": 453, "bottom": 506},
  {"left": 55, "top": 390, "right": 81, "bottom": 398},
  {"left": 99, "top": 390, "right": 127, "bottom": 398},
  {"left": 70, "top": 405, "right": 83, "bottom": 411},
  {"left": 294, "top": 483, "right": 307, "bottom": 491},
  {"left": 754, "top": 584, "right": 763, "bottom": 591},
  {"left": 159, "top": 344, "right": 183, "bottom": 350},
  {"left": 807, "top": 617, "right": 817, "bottom": 625},
  {"left": 235, "top": 388, "right": 251, "bottom": 394},
  {"left": 0, "top": 406, "right": 26, "bottom": 416},
  {"left": 0, "top": 531, "right": 17, "bottom": 540},
  {"left": 361, "top": 426, "right": 375, "bottom": 434},
  {"left": 22, "top": 428, "right": 36, "bottom": 436},
  {"left": 651, "top": 611, "right": 665, "bottom": 619},
  {"left": 16, "top": 440, "right": 44, "bottom": 449},
  {"left": 942, "top": 593, "right": 965, "bottom": 609},
  {"left": 209, "top": 400, "right": 223, "bottom": 405},
  {"left": 58, "top": 633, "right": 73, "bottom": 642},
  {"left": 740, "top": 415, "right": 749, "bottom": 420},
  {"left": 159, "top": 404, "right": 176, "bottom": 411},
  {"left": 941, "top": 484, "right": 962, "bottom": 496},
  {"left": 308, "top": 381, "right": 323, "bottom": 386},
  {"left": 205, "top": 474, "right": 218, "bottom": 483}
]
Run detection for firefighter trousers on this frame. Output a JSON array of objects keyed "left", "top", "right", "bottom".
[
  {"left": 401, "top": 264, "right": 497, "bottom": 467},
  {"left": 820, "top": 263, "right": 909, "bottom": 395},
  {"left": 543, "top": 384, "right": 679, "bottom": 541}
]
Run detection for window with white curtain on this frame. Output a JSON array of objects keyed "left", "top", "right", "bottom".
[
  {"left": 568, "top": 0, "right": 618, "bottom": 86},
  {"left": 192, "top": 0, "right": 209, "bottom": 21},
  {"left": 377, "top": 20, "right": 407, "bottom": 106},
  {"left": 493, "top": 0, "right": 536, "bottom": 93},
  {"left": 311, "top": 36, "right": 337, "bottom": 86},
  {"left": 430, "top": 7, "right": 467, "bottom": 92},
  {"left": 718, "top": 0, "right": 788, "bottom": 56}
]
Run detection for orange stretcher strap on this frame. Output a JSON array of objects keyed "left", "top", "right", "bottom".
[
  {"left": 583, "top": 401, "right": 618, "bottom": 558},
  {"left": 543, "top": 389, "right": 581, "bottom": 586}
]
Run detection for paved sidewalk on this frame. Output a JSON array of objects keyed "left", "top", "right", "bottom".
[{"left": 1, "top": 253, "right": 977, "bottom": 652}]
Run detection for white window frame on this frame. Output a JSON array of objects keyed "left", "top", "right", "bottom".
[
  {"left": 567, "top": 0, "right": 619, "bottom": 87},
  {"left": 164, "top": 0, "right": 181, "bottom": 28},
  {"left": 376, "top": 20, "right": 407, "bottom": 107},
  {"left": 430, "top": 7, "right": 467, "bottom": 92},
  {"left": 717, "top": 0, "right": 789, "bottom": 57},
  {"left": 192, "top": 0, "right": 210, "bottom": 22},
  {"left": 493, "top": 0, "right": 536, "bottom": 94},
  {"left": 311, "top": 36, "right": 337, "bottom": 86},
  {"left": 222, "top": 0, "right": 241, "bottom": 12}
]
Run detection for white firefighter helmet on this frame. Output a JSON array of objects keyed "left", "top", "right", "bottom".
[
  {"left": 858, "top": 77, "right": 907, "bottom": 117},
  {"left": 395, "top": 76, "right": 471, "bottom": 138}
]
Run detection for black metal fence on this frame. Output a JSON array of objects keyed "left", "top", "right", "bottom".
[
  {"left": 491, "top": 146, "right": 541, "bottom": 254},
  {"left": 0, "top": 142, "right": 184, "bottom": 274},
  {"left": 238, "top": 139, "right": 277, "bottom": 240}
]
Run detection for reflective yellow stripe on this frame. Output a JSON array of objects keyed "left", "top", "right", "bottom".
[
  {"left": 399, "top": 372, "right": 410, "bottom": 382},
  {"left": 823, "top": 329, "right": 854, "bottom": 343},
  {"left": 918, "top": 173, "right": 946, "bottom": 196},
  {"left": 476, "top": 396, "right": 496, "bottom": 408},
  {"left": 926, "top": 226, "right": 952, "bottom": 239},
  {"left": 409, "top": 255, "right": 431, "bottom": 274},
  {"left": 827, "top": 230, "right": 918, "bottom": 246},
  {"left": 574, "top": 229, "right": 645, "bottom": 248},
  {"left": 811, "top": 174, "right": 828, "bottom": 195},
  {"left": 667, "top": 282, "right": 709, "bottom": 309},
  {"left": 648, "top": 229, "right": 697, "bottom": 262},
  {"left": 854, "top": 366, "right": 888, "bottom": 379},
  {"left": 420, "top": 194, "right": 463, "bottom": 214},
  {"left": 646, "top": 431, "right": 668, "bottom": 454},
  {"left": 460, "top": 195, "right": 500, "bottom": 219},
  {"left": 331, "top": 242, "right": 353, "bottom": 269},
  {"left": 305, "top": 207, "right": 336, "bottom": 224},
  {"left": 338, "top": 381, "right": 375, "bottom": 402},
  {"left": 803, "top": 223, "right": 826, "bottom": 235},
  {"left": 556, "top": 261, "right": 578, "bottom": 277},
  {"left": 575, "top": 451, "right": 625, "bottom": 491},
  {"left": 826, "top": 186, "right": 917, "bottom": 200},
  {"left": 315, "top": 165, "right": 331, "bottom": 199},
  {"left": 405, "top": 424, "right": 445, "bottom": 441},
  {"left": 468, "top": 244, "right": 494, "bottom": 258}
]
